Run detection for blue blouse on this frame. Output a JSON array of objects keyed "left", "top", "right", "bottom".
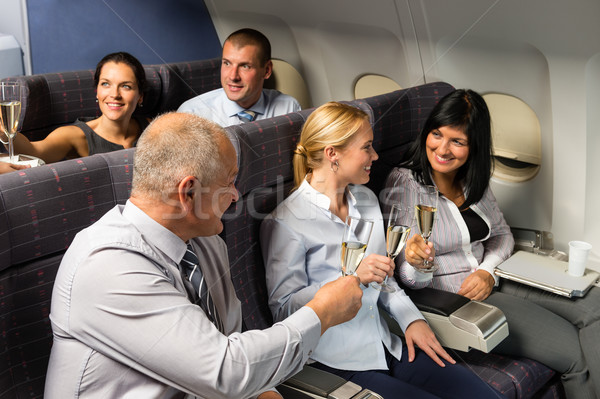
[{"left": 260, "top": 179, "right": 424, "bottom": 371}]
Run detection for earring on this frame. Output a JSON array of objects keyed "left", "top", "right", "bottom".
[
  {"left": 138, "top": 102, "right": 143, "bottom": 108},
  {"left": 95, "top": 98, "right": 98, "bottom": 103},
  {"left": 330, "top": 161, "right": 339, "bottom": 173}
]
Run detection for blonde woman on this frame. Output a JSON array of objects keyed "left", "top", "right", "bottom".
[{"left": 260, "top": 102, "right": 502, "bottom": 398}]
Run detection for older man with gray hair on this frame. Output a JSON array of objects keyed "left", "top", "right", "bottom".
[{"left": 45, "top": 112, "right": 362, "bottom": 399}]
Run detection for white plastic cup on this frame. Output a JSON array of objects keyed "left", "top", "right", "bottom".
[{"left": 568, "top": 241, "right": 592, "bottom": 277}]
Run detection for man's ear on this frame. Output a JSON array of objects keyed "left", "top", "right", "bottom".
[
  {"left": 263, "top": 60, "right": 273, "bottom": 80},
  {"left": 177, "top": 176, "right": 196, "bottom": 213}
]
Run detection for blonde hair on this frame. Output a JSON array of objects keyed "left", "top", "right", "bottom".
[{"left": 293, "top": 102, "right": 370, "bottom": 190}]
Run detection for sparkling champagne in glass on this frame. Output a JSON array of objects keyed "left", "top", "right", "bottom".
[
  {"left": 0, "top": 83, "right": 22, "bottom": 164},
  {"left": 415, "top": 185, "right": 439, "bottom": 272},
  {"left": 372, "top": 204, "right": 411, "bottom": 292},
  {"left": 341, "top": 215, "right": 374, "bottom": 277}
]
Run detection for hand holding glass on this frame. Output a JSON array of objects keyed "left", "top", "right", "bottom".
[
  {"left": 341, "top": 216, "right": 374, "bottom": 277},
  {"left": 0, "top": 83, "right": 22, "bottom": 164},
  {"left": 371, "top": 204, "right": 411, "bottom": 292},
  {"left": 415, "top": 185, "right": 439, "bottom": 272}
]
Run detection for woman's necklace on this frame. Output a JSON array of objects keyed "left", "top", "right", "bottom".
[{"left": 442, "top": 184, "right": 465, "bottom": 207}]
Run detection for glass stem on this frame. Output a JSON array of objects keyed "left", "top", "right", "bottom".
[
  {"left": 383, "top": 254, "right": 394, "bottom": 284},
  {"left": 423, "top": 237, "right": 431, "bottom": 266},
  {"left": 382, "top": 259, "right": 390, "bottom": 285},
  {"left": 8, "top": 137, "right": 15, "bottom": 164}
]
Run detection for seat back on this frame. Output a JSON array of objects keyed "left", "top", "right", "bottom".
[
  {"left": 222, "top": 111, "right": 313, "bottom": 330},
  {"left": 356, "top": 81, "right": 455, "bottom": 197},
  {"left": 164, "top": 57, "right": 222, "bottom": 111},
  {"left": 0, "top": 149, "right": 135, "bottom": 398}
]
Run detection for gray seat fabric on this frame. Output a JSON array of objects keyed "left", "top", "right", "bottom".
[{"left": 0, "top": 149, "right": 135, "bottom": 398}]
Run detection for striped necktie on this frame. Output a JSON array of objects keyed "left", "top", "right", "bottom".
[
  {"left": 180, "top": 244, "right": 224, "bottom": 332},
  {"left": 237, "top": 109, "right": 256, "bottom": 122}
]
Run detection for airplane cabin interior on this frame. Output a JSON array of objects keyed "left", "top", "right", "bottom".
[{"left": 0, "top": 0, "right": 598, "bottom": 398}]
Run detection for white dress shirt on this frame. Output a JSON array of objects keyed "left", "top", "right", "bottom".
[
  {"left": 261, "top": 180, "right": 424, "bottom": 371},
  {"left": 45, "top": 200, "right": 321, "bottom": 399},
  {"left": 177, "top": 88, "right": 301, "bottom": 127}
]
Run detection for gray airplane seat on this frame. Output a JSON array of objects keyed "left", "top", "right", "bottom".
[{"left": 0, "top": 149, "right": 135, "bottom": 399}]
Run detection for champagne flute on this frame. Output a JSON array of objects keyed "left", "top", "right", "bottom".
[
  {"left": 341, "top": 215, "right": 374, "bottom": 277},
  {"left": 415, "top": 185, "right": 439, "bottom": 272},
  {"left": 371, "top": 204, "right": 411, "bottom": 292},
  {"left": 0, "top": 83, "right": 22, "bottom": 164}
]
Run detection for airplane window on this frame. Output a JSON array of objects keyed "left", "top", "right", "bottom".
[
  {"left": 484, "top": 93, "right": 542, "bottom": 182},
  {"left": 264, "top": 59, "right": 312, "bottom": 109},
  {"left": 354, "top": 74, "right": 402, "bottom": 99}
]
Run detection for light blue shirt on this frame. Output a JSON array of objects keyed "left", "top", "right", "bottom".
[
  {"left": 45, "top": 200, "right": 321, "bottom": 398},
  {"left": 177, "top": 88, "right": 301, "bottom": 127},
  {"left": 261, "top": 180, "right": 424, "bottom": 371}
]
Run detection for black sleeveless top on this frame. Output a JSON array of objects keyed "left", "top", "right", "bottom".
[
  {"left": 461, "top": 207, "right": 489, "bottom": 242},
  {"left": 74, "top": 116, "right": 149, "bottom": 155}
]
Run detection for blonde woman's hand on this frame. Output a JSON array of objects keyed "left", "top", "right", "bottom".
[
  {"left": 404, "top": 319, "right": 455, "bottom": 367},
  {"left": 355, "top": 253, "right": 394, "bottom": 285}
]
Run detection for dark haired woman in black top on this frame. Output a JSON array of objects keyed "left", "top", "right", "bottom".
[
  {"left": 11, "top": 51, "right": 148, "bottom": 163},
  {"left": 386, "top": 88, "right": 599, "bottom": 398}
]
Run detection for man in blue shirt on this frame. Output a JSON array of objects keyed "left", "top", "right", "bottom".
[{"left": 178, "top": 28, "right": 301, "bottom": 126}]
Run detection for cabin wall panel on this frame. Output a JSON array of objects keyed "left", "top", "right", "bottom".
[
  {"left": 24, "top": 0, "right": 221, "bottom": 74},
  {"left": 420, "top": 37, "right": 554, "bottom": 235},
  {"left": 203, "top": 0, "right": 424, "bottom": 106},
  {"left": 547, "top": 58, "right": 589, "bottom": 254},
  {"left": 410, "top": 0, "right": 600, "bottom": 253},
  {"left": 584, "top": 54, "right": 600, "bottom": 262},
  {"left": 0, "top": 0, "right": 29, "bottom": 76},
  {"left": 316, "top": 22, "right": 411, "bottom": 101}
]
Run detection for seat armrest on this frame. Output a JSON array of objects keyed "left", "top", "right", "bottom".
[
  {"left": 403, "top": 287, "right": 470, "bottom": 316},
  {"left": 395, "top": 287, "right": 509, "bottom": 352},
  {"left": 279, "top": 365, "right": 383, "bottom": 399}
]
